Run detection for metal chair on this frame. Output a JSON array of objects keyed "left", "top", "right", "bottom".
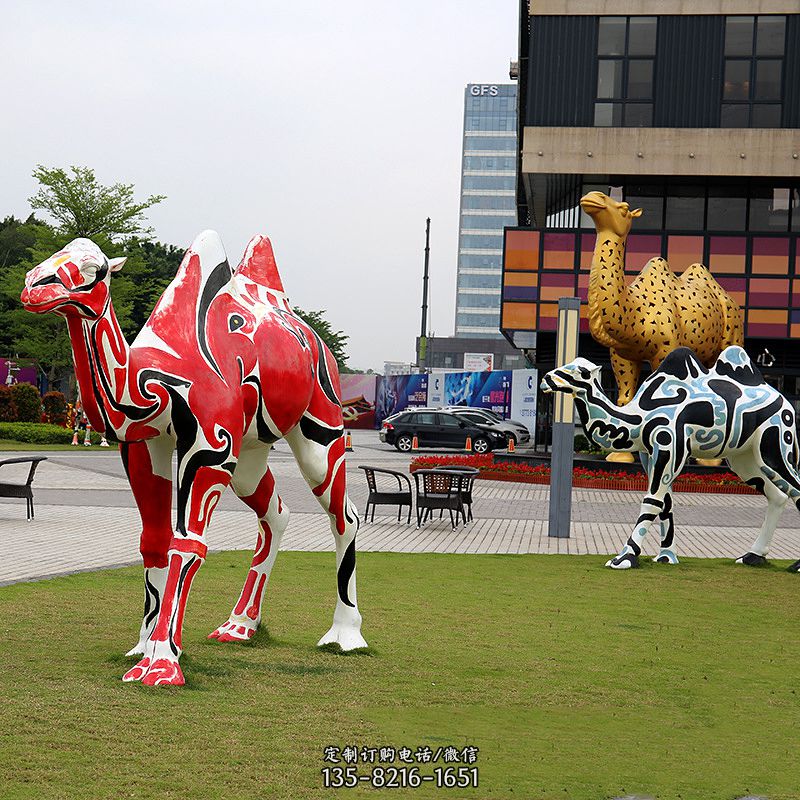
[
  {"left": 433, "top": 465, "right": 479, "bottom": 521},
  {"left": 358, "top": 465, "right": 413, "bottom": 523},
  {"left": 0, "top": 456, "right": 48, "bottom": 520},
  {"left": 413, "top": 469, "right": 467, "bottom": 529}
]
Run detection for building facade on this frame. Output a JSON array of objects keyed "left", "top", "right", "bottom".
[
  {"left": 501, "top": 3, "right": 800, "bottom": 414},
  {"left": 455, "top": 83, "right": 518, "bottom": 338}
]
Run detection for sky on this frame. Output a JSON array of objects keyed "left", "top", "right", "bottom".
[{"left": 1, "top": 1, "right": 518, "bottom": 371}]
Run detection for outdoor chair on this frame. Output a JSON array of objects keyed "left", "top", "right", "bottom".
[
  {"left": 0, "top": 456, "right": 48, "bottom": 520},
  {"left": 432, "top": 465, "right": 479, "bottom": 522},
  {"left": 413, "top": 469, "right": 468, "bottom": 529},
  {"left": 358, "top": 465, "right": 413, "bottom": 524}
]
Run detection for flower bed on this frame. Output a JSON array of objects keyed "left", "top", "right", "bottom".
[{"left": 408, "top": 455, "right": 758, "bottom": 494}]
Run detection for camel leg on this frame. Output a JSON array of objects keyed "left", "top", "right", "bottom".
[
  {"left": 209, "top": 445, "right": 290, "bottom": 642},
  {"left": 286, "top": 417, "right": 367, "bottom": 651},
  {"left": 607, "top": 434, "right": 687, "bottom": 569},
  {"left": 122, "top": 437, "right": 174, "bottom": 656},
  {"left": 610, "top": 350, "right": 641, "bottom": 406},
  {"left": 123, "top": 437, "right": 238, "bottom": 686},
  {"left": 639, "top": 452, "right": 679, "bottom": 564}
]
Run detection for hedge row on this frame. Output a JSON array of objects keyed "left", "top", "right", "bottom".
[{"left": 0, "top": 422, "right": 106, "bottom": 445}]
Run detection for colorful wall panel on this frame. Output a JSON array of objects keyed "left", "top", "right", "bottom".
[{"left": 502, "top": 227, "right": 800, "bottom": 347}]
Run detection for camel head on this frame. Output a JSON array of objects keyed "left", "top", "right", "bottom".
[
  {"left": 21, "top": 238, "right": 126, "bottom": 319},
  {"left": 580, "top": 192, "right": 642, "bottom": 239},
  {"left": 541, "top": 357, "right": 603, "bottom": 397}
]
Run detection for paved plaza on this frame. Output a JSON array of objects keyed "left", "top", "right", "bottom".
[{"left": 1, "top": 429, "right": 799, "bottom": 586}]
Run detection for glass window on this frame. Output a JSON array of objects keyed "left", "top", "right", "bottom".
[
  {"left": 410, "top": 412, "right": 437, "bottom": 426},
  {"left": 597, "top": 60, "right": 624, "bottom": 98},
  {"left": 598, "top": 17, "right": 626, "bottom": 55},
  {"left": 756, "top": 15, "right": 785, "bottom": 56},
  {"left": 624, "top": 103, "right": 652, "bottom": 126},
  {"left": 625, "top": 185, "right": 664, "bottom": 228},
  {"left": 707, "top": 187, "right": 747, "bottom": 231},
  {"left": 725, "top": 16, "right": 754, "bottom": 56},
  {"left": 749, "top": 187, "right": 790, "bottom": 231},
  {"left": 458, "top": 273, "right": 501, "bottom": 289},
  {"left": 724, "top": 60, "right": 751, "bottom": 100},
  {"left": 721, "top": 103, "right": 750, "bottom": 126},
  {"left": 752, "top": 103, "right": 782, "bottom": 127},
  {"left": 755, "top": 60, "right": 782, "bottom": 101},
  {"left": 791, "top": 190, "right": 800, "bottom": 232},
  {"left": 437, "top": 414, "right": 461, "bottom": 427},
  {"left": 666, "top": 187, "right": 704, "bottom": 230},
  {"left": 627, "top": 60, "right": 653, "bottom": 98},
  {"left": 628, "top": 17, "right": 657, "bottom": 56},
  {"left": 594, "top": 102, "right": 623, "bottom": 126}
]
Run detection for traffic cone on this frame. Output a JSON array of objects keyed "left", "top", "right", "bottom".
[
  {"left": 507, "top": 437, "right": 516, "bottom": 453},
  {"left": 465, "top": 436, "right": 472, "bottom": 452},
  {"left": 345, "top": 431, "right": 353, "bottom": 452},
  {"left": 411, "top": 435, "right": 419, "bottom": 450}
]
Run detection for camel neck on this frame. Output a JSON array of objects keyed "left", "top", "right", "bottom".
[
  {"left": 587, "top": 230, "right": 627, "bottom": 347},
  {"left": 67, "top": 301, "right": 130, "bottom": 437}
]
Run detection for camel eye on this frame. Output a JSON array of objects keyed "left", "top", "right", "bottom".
[
  {"left": 579, "top": 367, "right": 590, "bottom": 379},
  {"left": 228, "top": 314, "right": 245, "bottom": 332}
]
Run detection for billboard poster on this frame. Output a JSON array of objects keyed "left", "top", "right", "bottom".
[
  {"left": 510, "top": 368, "right": 538, "bottom": 435},
  {"left": 463, "top": 352, "right": 494, "bottom": 372},
  {"left": 376, "top": 374, "right": 429, "bottom": 426},
  {"left": 427, "top": 370, "right": 446, "bottom": 408},
  {"left": 1, "top": 358, "right": 37, "bottom": 387},
  {"left": 442, "top": 370, "right": 512, "bottom": 417},
  {"left": 339, "top": 374, "right": 379, "bottom": 430}
]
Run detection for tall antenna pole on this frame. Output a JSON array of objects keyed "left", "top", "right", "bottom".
[{"left": 418, "top": 217, "right": 431, "bottom": 368}]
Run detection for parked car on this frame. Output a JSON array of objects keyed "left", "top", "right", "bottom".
[
  {"left": 379, "top": 409, "right": 507, "bottom": 453},
  {"left": 444, "top": 407, "right": 530, "bottom": 446}
]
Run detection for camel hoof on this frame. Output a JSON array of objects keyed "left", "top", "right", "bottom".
[
  {"left": 653, "top": 550, "right": 679, "bottom": 565},
  {"left": 787, "top": 559, "right": 800, "bottom": 574},
  {"left": 736, "top": 552, "right": 768, "bottom": 567},
  {"left": 605, "top": 553, "right": 639, "bottom": 569}
]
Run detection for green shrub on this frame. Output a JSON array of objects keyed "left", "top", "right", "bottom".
[
  {"left": 0, "top": 386, "right": 18, "bottom": 422},
  {"left": 10, "top": 383, "right": 42, "bottom": 423},
  {"left": 0, "top": 422, "right": 111, "bottom": 445},
  {"left": 43, "top": 391, "right": 67, "bottom": 426}
]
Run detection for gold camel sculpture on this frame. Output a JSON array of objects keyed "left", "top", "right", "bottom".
[{"left": 582, "top": 191, "right": 744, "bottom": 406}]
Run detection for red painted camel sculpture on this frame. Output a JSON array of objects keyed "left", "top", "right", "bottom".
[{"left": 21, "top": 231, "right": 367, "bottom": 686}]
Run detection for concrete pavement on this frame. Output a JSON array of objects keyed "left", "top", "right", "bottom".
[{"left": 1, "top": 429, "right": 798, "bottom": 586}]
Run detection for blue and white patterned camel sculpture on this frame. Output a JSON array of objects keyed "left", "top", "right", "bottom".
[{"left": 542, "top": 346, "right": 800, "bottom": 573}]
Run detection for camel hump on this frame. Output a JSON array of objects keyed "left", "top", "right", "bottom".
[
  {"left": 235, "top": 235, "right": 284, "bottom": 292},
  {"left": 182, "top": 230, "right": 232, "bottom": 283},
  {"left": 657, "top": 347, "right": 708, "bottom": 380},
  {"left": 713, "top": 346, "right": 764, "bottom": 387},
  {"left": 692, "top": 264, "right": 745, "bottom": 348}
]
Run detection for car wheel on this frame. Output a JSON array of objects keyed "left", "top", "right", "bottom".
[
  {"left": 472, "top": 437, "right": 490, "bottom": 454},
  {"left": 396, "top": 434, "right": 413, "bottom": 452}
]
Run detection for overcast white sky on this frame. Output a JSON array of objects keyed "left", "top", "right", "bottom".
[{"left": 1, "top": 1, "right": 517, "bottom": 370}]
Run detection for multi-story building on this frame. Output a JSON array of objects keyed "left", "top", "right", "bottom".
[
  {"left": 501, "top": 3, "right": 800, "bottom": 415},
  {"left": 455, "top": 83, "right": 518, "bottom": 338}
]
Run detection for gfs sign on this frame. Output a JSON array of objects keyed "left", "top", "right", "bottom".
[{"left": 470, "top": 85, "right": 499, "bottom": 96}]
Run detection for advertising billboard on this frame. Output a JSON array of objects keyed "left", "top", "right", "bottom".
[
  {"left": 376, "top": 374, "right": 429, "bottom": 426},
  {"left": 463, "top": 352, "right": 494, "bottom": 372},
  {"left": 339, "top": 374, "right": 379, "bottom": 430},
  {"left": 510, "top": 368, "right": 538, "bottom": 435},
  {"left": 441, "top": 370, "right": 512, "bottom": 417}
]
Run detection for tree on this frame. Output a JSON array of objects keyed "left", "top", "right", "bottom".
[
  {"left": 292, "top": 307, "right": 350, "bottom": 369},
  {"left": 29, "top": 165, "right": 165, "bottom": 241}
]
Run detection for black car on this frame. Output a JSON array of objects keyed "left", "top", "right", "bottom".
[{"left": 379, "top": 409, "right": 507, "bottom": 453}]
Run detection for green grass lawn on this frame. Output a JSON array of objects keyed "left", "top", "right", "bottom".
[
  {"left": 0, "top": 552, "right": 798, "bottom": 800},
  {"left": 0, "top": 441, "right": 118, "bottom": 451}
]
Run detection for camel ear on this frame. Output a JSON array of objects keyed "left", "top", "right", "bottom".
[
  {"left": 631, "top": 208, "right": 643, "bottom": 218},
  {"left": 109, "top": 257, "right": 127, "bottom": 272}
]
